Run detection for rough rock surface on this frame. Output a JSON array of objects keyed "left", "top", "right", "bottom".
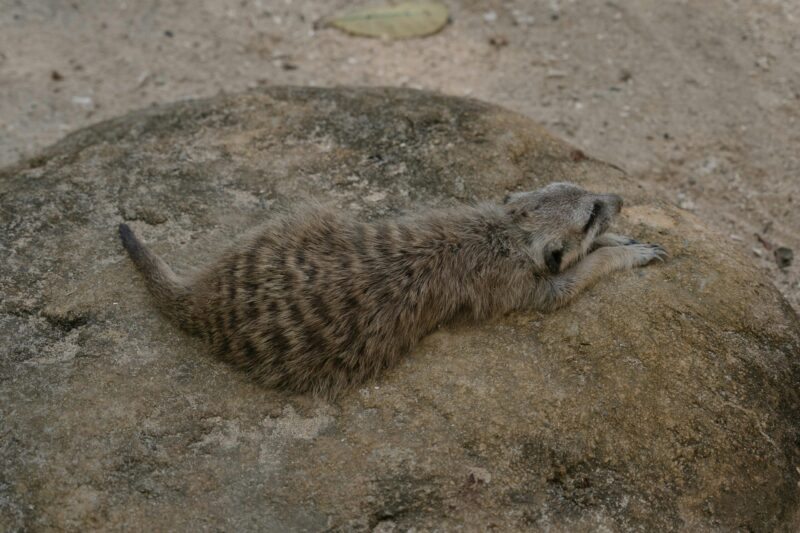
[{"left": 1, "top": 87, "right": 799, "bottom": 532}]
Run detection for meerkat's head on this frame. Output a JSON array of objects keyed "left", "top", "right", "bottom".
[{"left": 503, "top": 182, "right": 623, "bottom": 274}]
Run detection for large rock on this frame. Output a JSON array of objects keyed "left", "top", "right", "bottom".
[{"left": 1, "top": 87, "right": 799, "bottom": 532}]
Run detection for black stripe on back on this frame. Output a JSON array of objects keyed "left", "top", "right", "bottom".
[{"left": 243, "top": 338, "right": 259, "bottom": 360}]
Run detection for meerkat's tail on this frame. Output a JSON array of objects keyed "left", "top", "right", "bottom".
[{"left": 119, "top": 224, "right": 195, "bottom": 331}]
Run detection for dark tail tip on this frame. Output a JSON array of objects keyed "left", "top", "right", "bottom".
[
  {"left": 119, "top": 222, "right": 135, "bottom": 248},
  {"left": 119, "top": 223, "right": 145, "bottom": 261}
]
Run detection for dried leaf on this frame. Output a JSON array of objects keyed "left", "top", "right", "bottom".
[{"left": 326, "top": 1, "right": 449, "bottom": 40}]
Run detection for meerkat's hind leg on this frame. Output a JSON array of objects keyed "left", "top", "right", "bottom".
[{"left": 538, "top": 243, "right": 667, "bottom": 310}]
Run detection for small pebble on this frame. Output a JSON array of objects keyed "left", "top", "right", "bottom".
[
  {"left": 774, "top": 247, "right": 793, "bottom": 269},
  {"left": 676, "top": 192, "right": 696, "bottom": 211},
  {"left": 71, "top": 96, "right": 94, "bottom": 109},
  {"left": 511, "top": 10, "right": 535, "bottom": 25},
  {"left": 483, "top": 10, "right": 497, "bottom": 23},
  {"left": 467, "top": 467, "right": 492, "bottom": 485},
  {"left": 489, "top": 35, "right": 508, "bottom": 48},
  {"left": 364, "top": 191, "right": 386, "bottom": 203}
]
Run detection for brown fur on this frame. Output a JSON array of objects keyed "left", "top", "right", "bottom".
[{"left": 120, "top": 182, "right": 666, "bottom": 397}]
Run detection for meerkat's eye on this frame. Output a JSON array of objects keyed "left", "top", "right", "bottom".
[
  {"left": 546, "top": 248, "right": 563, "bottom": 274},
  {"left": 583, "top": 201, "right": 602, "bottom": 233},
  {"left": 507, "top": 206, "right": 528, "bottom": 219}
]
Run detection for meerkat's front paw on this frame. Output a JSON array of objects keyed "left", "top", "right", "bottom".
[{"left": 624, "top": 243, "right": 668, "bottom": 266}]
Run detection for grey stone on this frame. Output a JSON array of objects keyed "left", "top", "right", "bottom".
[
  {"left": 1, "top": 87, "right": 799, "bottom": 532},
  {"left": 776, "top": 246, "right": 794, "bottom": 269}
]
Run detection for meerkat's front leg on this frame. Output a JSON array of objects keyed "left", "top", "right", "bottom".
[
  {"left": 541, "top": 243, "right": 666, "bottom": 310},
  {"left": 590, "top": 233, "right": 639, "bottom": 250}
]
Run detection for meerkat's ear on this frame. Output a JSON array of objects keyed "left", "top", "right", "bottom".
[
  {"left": 503, "top": 192, "right": 533, "bottom": 220},
  {"left": 503, "top": 191, "right": 528, "bottom": 204}
]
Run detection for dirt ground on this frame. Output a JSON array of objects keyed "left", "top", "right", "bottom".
[{"left": 2, "top": 0, "right": 798, "bottom": 310}]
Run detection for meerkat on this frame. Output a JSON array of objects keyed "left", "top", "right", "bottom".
[{"left": 119, "top": 182, "right": 666, "bottom": 397}]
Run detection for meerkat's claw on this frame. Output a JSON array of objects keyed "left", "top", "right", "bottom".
[
  {"left": 624, "top": 243, "right": 668, "bottom": 266},
  {"left": 647, "top": 243, "right": 668, "bottom": 256}
]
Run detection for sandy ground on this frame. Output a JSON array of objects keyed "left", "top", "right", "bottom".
[{"left": 1, "top": 0, "right": 798, "bottom": 310}]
